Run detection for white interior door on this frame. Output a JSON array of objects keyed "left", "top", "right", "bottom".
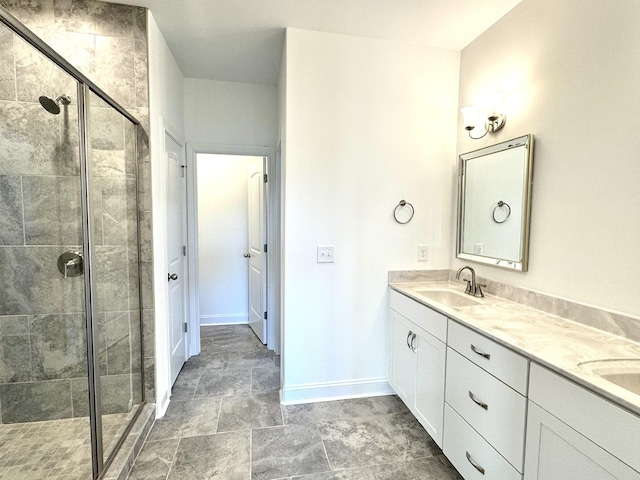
[
  {"left": 248, "top": 157, "right": 267, "bottom": 343},
  {"left": 166, "top": 131, "right": 188, "bottom": 386}
]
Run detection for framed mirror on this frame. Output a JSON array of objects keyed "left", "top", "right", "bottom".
[{"left": 457, "top": 134, "right": 534, "bottom": 271}]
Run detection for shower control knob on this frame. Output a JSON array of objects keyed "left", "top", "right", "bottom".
[{"left": 168, "top": 273, "right": 178, "bottom": 281}]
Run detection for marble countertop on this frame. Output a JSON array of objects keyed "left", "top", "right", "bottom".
[{"left": 389, "top": 281, "right": 640, "bottom": 416}]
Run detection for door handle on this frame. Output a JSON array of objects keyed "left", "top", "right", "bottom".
[
  {"left": 243, "top": 253, "right": 251, "bottom": 258},
  {"left": 168, "top": 273, "right": 178, "bottom": 281},
  {"left": 406, "top": 331, "right": 413, "bottom": 349},
  {"left": 470, "top": 344, "right": 491, "bottom": 360},
  {"left": 410, "top": 333, "right": 417, "bottom": 352}
]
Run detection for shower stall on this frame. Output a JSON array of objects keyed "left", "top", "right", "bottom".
[{"left": 0, "top": 7, "right": 145, "bottom": 480}]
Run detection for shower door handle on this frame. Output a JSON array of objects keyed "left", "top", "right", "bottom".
[{"left": 168, "top": 273, "right": 178, "bottom": 281}]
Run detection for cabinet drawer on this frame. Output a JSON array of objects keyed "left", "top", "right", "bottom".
[
  {"left": 444, "top": 405, "right": 522, "bottom": 480},
  {"left": 446, "top": 348, "right": 527, "bottom": 472},
  {"left": 448, "top": 320, "right": 529, "bottom": 394},
  {"left": 390, "top": 290, "right": 447, "bottom": 341}
]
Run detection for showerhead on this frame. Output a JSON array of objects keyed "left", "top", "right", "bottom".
[{"left": 39, "top": 94, "right": 71, "bottom": 115}]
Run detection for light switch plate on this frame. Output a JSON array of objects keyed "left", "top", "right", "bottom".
[
  {"left": 317, "top": 245, "right": 335, "bottom": 263},
  {"left": 418, "top": 244, "right": 428, "bottom": 261}
]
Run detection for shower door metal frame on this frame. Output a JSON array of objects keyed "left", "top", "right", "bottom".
[{"left": 0, "top": 6, "right": 146, "bottom": 479}]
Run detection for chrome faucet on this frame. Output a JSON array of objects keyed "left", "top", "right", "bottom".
[{"left": 456, "top": 266, "right": 485, "bottom": 298}]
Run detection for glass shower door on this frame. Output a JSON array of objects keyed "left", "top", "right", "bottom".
[
  {"left": 0, "top": 22, "right": 92, "bottom": 479},
  {"left": 85, "top": 89, "right": 144, "bottom": 464}
]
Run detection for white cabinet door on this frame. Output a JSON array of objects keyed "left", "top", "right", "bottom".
[
  {"left": 525, "top": 402, "right": 640, "bottom": 480},
  {"left": 414, "top": 330, "right": 446, "bottom": 448},
  {"left": 389, "top": 311, "right": 416, "bottom": 405}
]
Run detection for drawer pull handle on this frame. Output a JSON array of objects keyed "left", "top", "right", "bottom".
[
  {"left": 410, "top": 333, "right": 417, "bottom": 352},
  {"left": 406, "top": 331, "right": 413, "bottom": 350},
  {"left": 466, "top": 451, "right": 486, "bottom": 475},
  {"left": 468, "top": 391, "right": 489, "bottom": 410},
  {"left": 470, "top": 344, "right": 491, "bottom": 360}
]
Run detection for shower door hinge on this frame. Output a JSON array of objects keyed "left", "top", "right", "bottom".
[
  {"left": 264, "top": 173, "right": 268, "bottom": 183},
  {"left": 182, "top": 245, "right": 187, "bottom": 256},
  {"left": 263, "top": 311, "right": 268, "bottom": 320},
  {"left": 181, "top": 165, "right": 186, "bottom": 177},
  {"left": 183, "top": 322, "right": 188, "bottom": 333},
  {"left": 263, "top": 244, "right": 267, "bottom": 253}
]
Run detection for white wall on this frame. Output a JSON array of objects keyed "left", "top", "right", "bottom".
[
  {"left": 184, "top": 78, "right": 278, "bottom": 147},
  {"left": 147, "top": 12, "right": 185, "bottom": 416},
  {"left": 281, "top": 28, "right": 460, "bottom": 402},
  {"left": 197, "top": 154, "right": 253, "bottom": 325},
  {"left": 455, "top": 0, "right": 640, "bottom": 317}
]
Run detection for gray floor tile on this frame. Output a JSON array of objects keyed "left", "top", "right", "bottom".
[
  {"left": 282, "top": 401, "right": 345, "bottom": 425},
  {"left": 147, "top": 397, "right": 221, "bottom": 441},
  {"left": 251, "top": 367, "right": 280, "bottom": 393},
  {"left": 338, "top": 395, "right": 409, "bottom": 419},
  {"left": 293, "top": 467, "right": 374, "bottom": 479},
  {"left": 217, "top": 391, "right": 283, "bottom": 432},
  {"left": 194, "top": 369, "right": 251, "bottom": 397},
  {"left": 318, "top": 418, "right": 403, "bottom": 470},
  {"left": 251, "top": 424, "right": 330, "bottom": 480},
  {"left": 170, "top": 370, "right": 201, "bottom": 401},
  {"left": 168, "top": 431, "right": 250, "bottom": 480},
  {"left": 227, "top": 350, "right": 274, "bottom": 369},
  {"left": 127, "top": 439, "right": 179, "bottom": 480},
  {"left": 370, "top": 457, "right": 461, "bottom": 480},
  {"left": 378, "top": 411, "right": 440, "bottom": 460},
  {"left": 181, "top": 351, "right": 229, "bottom": 372}
]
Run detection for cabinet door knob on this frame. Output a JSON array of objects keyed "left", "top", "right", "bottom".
[
  {"left": 468, "top": 391, "right": 489, "bottom": 410},
  {"left": 406, "top": 331, "right": 413, "bottom": 350},
  {"left": 465, "top": 451, "right": 486, "bottom": 475},
  {"left": 168, "top": 273, "right": 178, "bottom": 281},
  {"left": 470, "top": 344, "right": 491, "bottom": 360},
  {"left": 243, "top": 253, "right": 251, "bottom": 258}
]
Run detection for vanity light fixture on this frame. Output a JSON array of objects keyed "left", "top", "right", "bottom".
[{"left": 461, "top": 92, "right": 507, "bottom": 140}]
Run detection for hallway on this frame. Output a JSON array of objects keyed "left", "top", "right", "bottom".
[{"left": 127, "top": 325, "right": 462, "bottom": 479}]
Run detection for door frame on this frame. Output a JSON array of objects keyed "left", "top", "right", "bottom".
[
  {"left": 152, "top": 118, "right": 191, "bottom": 417},
  {"left": 186, "top": 143, "right": 281, "bottom": 353}
]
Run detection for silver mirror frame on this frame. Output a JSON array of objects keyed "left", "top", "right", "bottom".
[{"left": 456, "top": 134, "right": 534, "bottom": 271}]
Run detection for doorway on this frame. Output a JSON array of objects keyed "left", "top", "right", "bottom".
[{"left": 187, "top": 145, "right": 280, "bottom": 355}]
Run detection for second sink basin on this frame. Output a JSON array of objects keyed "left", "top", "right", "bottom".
[
  {"left": 412, "top": 288, "right": 481, "bottom": 307},
  {"left": 600, "top": 373, "right": 640, "bottom": 396},
  {"left": 578, "top": 359, "right": 640, "bottom": 397}
]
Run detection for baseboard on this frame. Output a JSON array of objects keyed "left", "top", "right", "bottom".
[
  {"left": 200, "top": 314, "right": 248, "bottom": 326},
  {"left": 280, "top": 377, "right": 394, "bottom": 405},
  {"left": 156, "top": 389, "right": 171, "bottom": 418}
]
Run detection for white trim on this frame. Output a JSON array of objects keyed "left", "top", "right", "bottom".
[
  {"left": 185, "top": 144, "right": 200, "bottom": 356},
  {"left": 156, "top": 389, "right": 171, "bottom": 418},
  {"left": 280, "top": 378, "right": 394, "bottom": 405},
  {"left": 185, "top": 142, "right": 279, "bottom": 352},
  {"left": 200, "top": 314, "right": 249, "bottom": 325}
]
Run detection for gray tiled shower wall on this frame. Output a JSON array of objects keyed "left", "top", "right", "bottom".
[{"left": 0, "top": 0, "right": 154, "bottom": 423}]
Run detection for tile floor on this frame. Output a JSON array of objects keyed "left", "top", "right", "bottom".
[
  {"left": 127, "top": 325, "right": 463, "bottom": 480},
  {"left": 0, "top": 411, "right": 136, "bottom": 480}
]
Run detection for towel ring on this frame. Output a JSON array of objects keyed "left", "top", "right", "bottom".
[
  {"left": 492, "top": 201, "right": 511, "bottom": 224},
  {"left": 394, "top": 200, "right": 415, "bottom": 224}
]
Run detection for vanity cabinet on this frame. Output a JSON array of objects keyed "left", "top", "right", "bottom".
[
  {"left": 389, "top": 290, "right": 447, "bottom": 447},
  {"left": 525, "top": 364, "right": 640, "bottom": 480},
  {"left": 444, "top": 321, "right": 529, "bottom": 480}
]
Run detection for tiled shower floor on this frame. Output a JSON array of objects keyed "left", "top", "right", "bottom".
[{"left": 0, "top": 411, "right": 136, "bottom": 480}]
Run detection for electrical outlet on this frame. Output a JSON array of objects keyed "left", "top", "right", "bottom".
[
  {"left": 418, "top": 244, "right": 428, "bottom": 261},
  {"left": 317, "top": 245, "right": 335, "bottom": 263}
]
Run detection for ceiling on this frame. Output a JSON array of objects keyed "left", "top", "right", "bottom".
[{"left": 109, "top": 0, "right": 522, "bottom": 85}]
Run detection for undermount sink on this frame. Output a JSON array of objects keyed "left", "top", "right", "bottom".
[
  {"left": 412, "top": 288, "right": 481, "bottom": 307},
  {"left": 600, "top": 373, "right": 640, "bottom": 396},
  {"left": 578, "top": 359, "right": 640, "bottom": 396}
]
